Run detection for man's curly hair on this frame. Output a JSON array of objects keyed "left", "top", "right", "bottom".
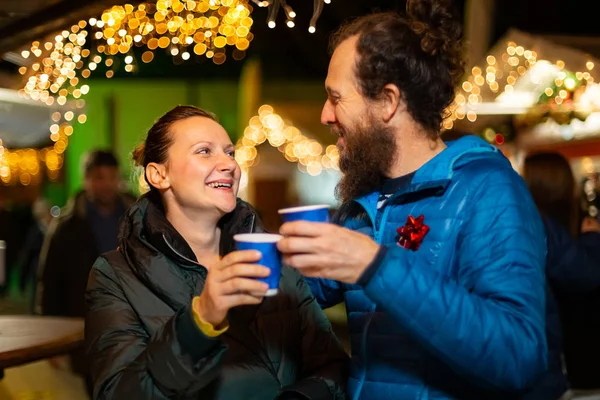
[{"left": 330, "top": 0, "right": 465, "bottom": 137}]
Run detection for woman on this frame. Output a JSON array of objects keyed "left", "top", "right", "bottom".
[
  {"left": 523, "top": 152, "right": 600, "bottom": 398},
  {"left": 85, "top": 105, "right": 348, "bottom": 399}
]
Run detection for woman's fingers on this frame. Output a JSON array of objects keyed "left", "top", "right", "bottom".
[
  {"left": 218, "top": 250, "right": 262, "bottom": 269},
  {"left": 215, "top": 263, "right": 271, "bottom": 282},
  {"left": 220, "top": 277, "right": 269, "bottom": 296},
  {"left": 226, "top": 293, "right": 265, "bottom": 308}
]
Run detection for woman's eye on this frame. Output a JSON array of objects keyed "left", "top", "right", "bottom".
[
  {"left": 196, "top": 148, "right": 209, "bottom": 155},
  {"left": 227, "top": 150, "right": 235, "bottom": 157}
]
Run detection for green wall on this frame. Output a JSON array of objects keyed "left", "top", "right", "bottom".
[{"left": 66, "top": 79, "right": 239, "bottom": 197}]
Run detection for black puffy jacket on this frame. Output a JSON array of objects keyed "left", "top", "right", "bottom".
[{"left": 85, "top": 194, "right": 348, "bottom": 399}]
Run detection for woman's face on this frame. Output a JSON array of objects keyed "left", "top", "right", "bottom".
[{"left": 163, "top": 116, "right": 240, "bottom": 215}]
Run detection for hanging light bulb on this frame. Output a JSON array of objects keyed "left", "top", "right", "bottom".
[{"left": 252, "top": 0, "right": 329, "bottom": 30}]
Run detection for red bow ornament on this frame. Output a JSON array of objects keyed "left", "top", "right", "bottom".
[{"left": 396, "top": 215, "right": 430, "bottom": 251}]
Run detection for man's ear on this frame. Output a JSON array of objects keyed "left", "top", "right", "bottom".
[{"left": 380, "top": 83, "right": 406, "bottom": 122}]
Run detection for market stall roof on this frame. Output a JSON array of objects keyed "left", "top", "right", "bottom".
[{"left": 454, "top": 28, "right": 600, "bottom": 133}]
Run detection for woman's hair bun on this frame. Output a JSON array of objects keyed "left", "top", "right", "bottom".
[{"left": 132, "top": 142, "right": 145, "bottom": 168}]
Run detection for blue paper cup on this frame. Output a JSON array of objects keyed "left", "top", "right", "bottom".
[
  {"left": 233, "top": 233, "right": 283, "bottom": 297},
  {"left": 278, "top": 204, "right": 330, "bottom": 223}
]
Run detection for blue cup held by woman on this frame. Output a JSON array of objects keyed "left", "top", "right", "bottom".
[{"left": 234, "top": 233, "right": 283, "bottom": 296}]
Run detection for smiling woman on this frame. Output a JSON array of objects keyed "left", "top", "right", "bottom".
[
  {"left": 133, "top": 107, "right": 241, "bottom": 218},
  {"left": 84, "top": 104, "right": 349, "bottom": 399}
]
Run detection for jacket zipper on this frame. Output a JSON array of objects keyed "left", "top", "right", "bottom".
[
  {"left": 163, "top": 235, "right": 203, "bottom": 267},
  {"left": 351, "top": 201, "right": 392, "bottom": 400}
]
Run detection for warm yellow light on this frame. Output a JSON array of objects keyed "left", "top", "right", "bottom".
[
  {"left": 194, "top": 43, "right": 207, "bottom": 55},
  {"left": 237, "top": 105, "right": 339, "bottom": 173},
  {"left": 18, "top": 0, "right": 256, "bottom": 155},
  {"left": 142, "top": 51, "right": 154, "bottom": 63},
  {"left": 564, "top": 78, "right": 576, "bottom": 90}
]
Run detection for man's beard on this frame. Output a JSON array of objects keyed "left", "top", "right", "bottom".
[{"left": 334, "top": 118, "right": 397, "bottom": 204}]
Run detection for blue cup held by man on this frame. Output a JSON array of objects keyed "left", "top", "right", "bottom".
[{"left": 278, "top": 204, "right": 330, "bottom": 223}]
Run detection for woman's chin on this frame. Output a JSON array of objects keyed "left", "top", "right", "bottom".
[{"left": 218, "top": 198, "right": 238, "bottom": 214}]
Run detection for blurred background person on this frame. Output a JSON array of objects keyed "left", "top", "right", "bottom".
[
  {"left": 36, "top": 149, "right": 134, "bottom": 395},
  {"left": 523, "top": 152, "right": 600, "bottom": 398}
]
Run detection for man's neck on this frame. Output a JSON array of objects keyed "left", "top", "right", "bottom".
[{"left": 388, "top": 128, "right": 446, "bottom": 178}]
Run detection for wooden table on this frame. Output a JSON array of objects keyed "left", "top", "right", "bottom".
[{"left": 0, "top": 316, "right": 84, "bottom": 376}]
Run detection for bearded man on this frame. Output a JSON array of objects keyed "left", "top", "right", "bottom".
[{"left": 277, "top": 3, "right": 549, "bottom": 399}]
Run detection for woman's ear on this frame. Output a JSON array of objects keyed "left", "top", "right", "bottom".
[{"left": 145, "top": 162, "right": 170, "bottom": 190}]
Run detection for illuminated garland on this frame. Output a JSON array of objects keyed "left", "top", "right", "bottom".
[
  {"left": 4, "top": 0, "right": 256, "bottom": 185},
  {"left": 19, "top": 0, "right": 254, "bottom": 106},
  {"left": 236, "top": 105, "right": 340, "bottom": 176},
  {"left": 444, "top": 41, "right": 596, "bottom": 130},
  {"left": 0, "top": 144, "right": 64, "bottom": 186}
]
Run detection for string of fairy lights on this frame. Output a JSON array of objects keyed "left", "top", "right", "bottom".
[
  {"left": 17, "top": 0, "right": 332, "bottom": 109},
  {"left": 443, "top": 41, "right": 597, "bottom": 145},
  {"left": 235, "top": 104, "right": 340, "bottom": 176},
  {"left": 20, "top": 0, "right": 255, "bottom": 105}
]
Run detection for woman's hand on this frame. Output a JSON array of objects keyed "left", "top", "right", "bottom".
[{"left": 193, "top": 250, "right": 270, "bottom": 327}]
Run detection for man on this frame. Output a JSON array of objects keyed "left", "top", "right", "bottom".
[
  {"left": 37, "top": 150, "right": 134, "bottom": 391},
  {"left": 278, "top": 3, "right": 548, "bottom": 399}
]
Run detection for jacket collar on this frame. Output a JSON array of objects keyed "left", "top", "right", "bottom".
[
  {"left": 117, "top": 192, "right": 262, "bottom": 311},
  {"left": 142, "top": 193, "right": 199, "bottom": 267},
  {"left": 119, "top": 192, "right": 260, "bottom": 270}
]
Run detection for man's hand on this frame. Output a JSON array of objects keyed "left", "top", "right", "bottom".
[{"left": 278, "top": 221, "right": 380, "bottom": 284}]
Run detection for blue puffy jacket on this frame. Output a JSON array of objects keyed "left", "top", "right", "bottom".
[{"left": 308, "top": 136, "right": 548, "bottom": 400}]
